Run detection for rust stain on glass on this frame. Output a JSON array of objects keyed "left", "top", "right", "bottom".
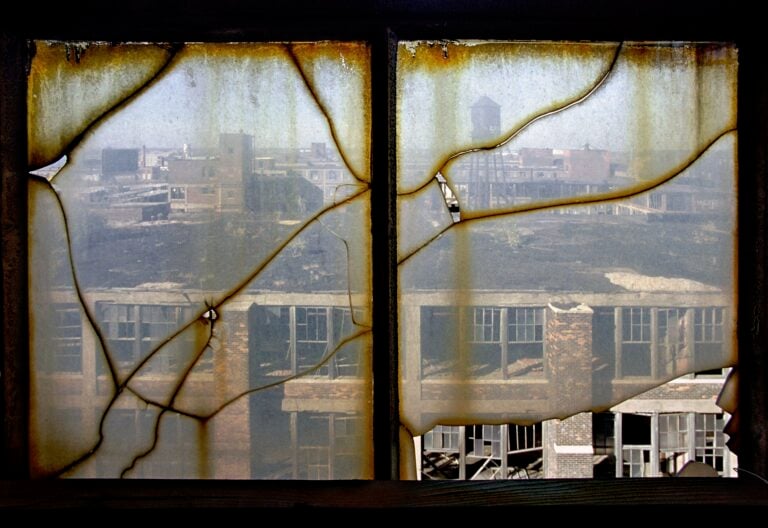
[
  {"left": 27, "top": 41, "right": 176, "bottom": 170},
  {"left": 397, "top": 41, "right": 738, "bottom": 479},
  {"left": 28, "top": 42, "right": 372, "bottom": 478}
]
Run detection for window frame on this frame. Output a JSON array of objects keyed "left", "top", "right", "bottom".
[{"left": 2, "top": 0, "right": 767, "bottom": 510}]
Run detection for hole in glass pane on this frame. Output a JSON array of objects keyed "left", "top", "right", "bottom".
[{"left": 398, "top": 41, "right": 737, "bottom": 479}]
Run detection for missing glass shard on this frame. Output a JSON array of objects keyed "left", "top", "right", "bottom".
[{"left": 397, "top": 41, "right": 738, "bottom": 480}]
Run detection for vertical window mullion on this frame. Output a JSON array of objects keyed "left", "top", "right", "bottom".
[{"left": 371, "top": 28, "right": 399, "bottom": 480}]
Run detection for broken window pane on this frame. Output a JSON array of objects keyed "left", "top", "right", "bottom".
[
  {"left": 29, "top": 42, "right": 372, "bottom": 479},
  {"left": 398, "top": 41, "right": 737, "bottom": 479}
]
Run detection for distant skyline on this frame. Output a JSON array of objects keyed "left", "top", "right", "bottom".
[{"left": 54, "top": 42, "right": 735, "bottom": 179}]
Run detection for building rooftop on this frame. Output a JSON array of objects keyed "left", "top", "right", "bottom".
[{"left": 472, "top": 95, "right": 501, "bottom": 108}]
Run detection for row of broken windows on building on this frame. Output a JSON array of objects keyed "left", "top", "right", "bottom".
[
  {"left": 421, "top": 411, "right": 732, "bottom": 480},
  {"left": 48, "top": 408, "right": 731, "bottom": 480},
  {"left": 420, "top": 305, "right": 725, "bottom": 380},
  {"left": 39, "top": 297, "right": 732, "bottom": 479},
  {"left": 46, "top": 301, "right": 726, "bottom": 382}
]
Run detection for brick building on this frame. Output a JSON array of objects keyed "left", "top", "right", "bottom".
[
  {"left": 32, "top": 280, "right": 735, "bottom": 480},
  {"left": 165, "top": 133, "right": 254, "bottom": 213},
  {"left": 413, "top": 291, "right": 735, "bottom": 480},
  {"left": 30, "top": 111, "right": 735, "bottom": 478}
]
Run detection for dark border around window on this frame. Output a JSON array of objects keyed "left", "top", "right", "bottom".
[{"left": 2, "top": 0, "right": 767, "bottom": 510}]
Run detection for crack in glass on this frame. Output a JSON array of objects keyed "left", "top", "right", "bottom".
[
  {"left": 29, "top": 41, "right": 372, "bottom": 479},
  {"left": 27, "top": 38, "right": 738, "bottom": 481},
  {"left": 28, "top": 41, "right": 180, "bottom": 171},
  {"left": 399, "top": 129, "right": 736, "bottom": 265},
  {"left": 397, "top": 41, "right": 738, "bottom": 478},
  {"left": 398, "top": 43, "right": 623, "bottom": 199}
]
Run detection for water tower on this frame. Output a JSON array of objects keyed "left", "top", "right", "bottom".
[
  {"left": 471, "top": 96, "right": 501, "bottom": 142},
  {"left": 466, "top": 96, "right": 509, "bottom": 209}
]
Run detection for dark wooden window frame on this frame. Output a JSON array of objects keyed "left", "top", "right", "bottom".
[{"left": 2, "top": 0, "right": 767, "bottom": 510}]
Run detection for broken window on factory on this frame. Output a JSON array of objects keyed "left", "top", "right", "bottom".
[
  {"left": 28, "top": 41, "right": 372, "bottom": 479},
  {"left": 399, "top": 41, "right": 737, "bottom": 480},
  {"left": 695, "top": 413, "right": 728, "bottom": 473},
  {"left": 47, "top": 303, "right": 84, "bottom": 373},
  {"left": 506, "top": 307, "right": 544, "bottom": 377},
  {"left": 619, "top": 307, "right": 654, "bottom": 378},
  {"left": 418, "top": 305, "right": 544, "bottom": 381},
  {"left": 594, "top": 411, "right": 738, "bottom": 478},
  {"left": 250, "top": 305, "right": 364, "bottom": 379},
  {"left": 420, "top": 423, "right": 542, "bottom": 480},
  {"left": 694, "top": 307, "right": 726, "bottom": 370}
]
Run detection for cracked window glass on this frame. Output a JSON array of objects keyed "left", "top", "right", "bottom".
[
  {"left": 29, "top": 41, "right": 372, "bottom": 479},
  {"left": 398, "top": 41, "right": 738, "bottom": 479}
]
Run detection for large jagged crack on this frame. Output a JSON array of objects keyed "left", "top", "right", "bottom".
[
  {"left": 40, "top": 171, "right": 369, "bottom": 476},
  {"left": 34, "top": 43, "right": 182, "bottom": 175},
  {"left": 120, "top": 320, "right": 215, "bottom": 477},
  {"left": 214, "top": 188, "right": 369, "bottom": 307},
  {"left": 122, "top": 214, "right": 373, "bottom": 421},
  {"left": 123, "top": 328, "right": 371, "bottom": 422},
  {"left": 397, "top": 42, "right": 623, "bottom": 202},
  {"left": 285, "top": 43, "right": 369, "bottom": 185},
  {"left": 192, "top": 328, "right": 370, "bottom": 421},
  {"left": 398, "top": 128, "right": 736, "bottom": 266},
  {"left": 29, "top": 176, "right": 119, "bottom": 389},
  {"left": 315, "top": 217, "right": 372, "bottom": 329},
  {"left": 31, "top": 41, "right": 373, "bottom": 479},
  {"left": 30, "top": 39, "right": 185, "bottom": 391}
]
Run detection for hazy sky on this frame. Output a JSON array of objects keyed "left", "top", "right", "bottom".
[
  {"left": 398, "top": 41, "right": 736, "bottom": 152},
  {"left": 88, "top": 48, "right": 333, "bottom": 150},
  {"left": 66, "top": 41, "right": 736, "bottom": 175}
]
